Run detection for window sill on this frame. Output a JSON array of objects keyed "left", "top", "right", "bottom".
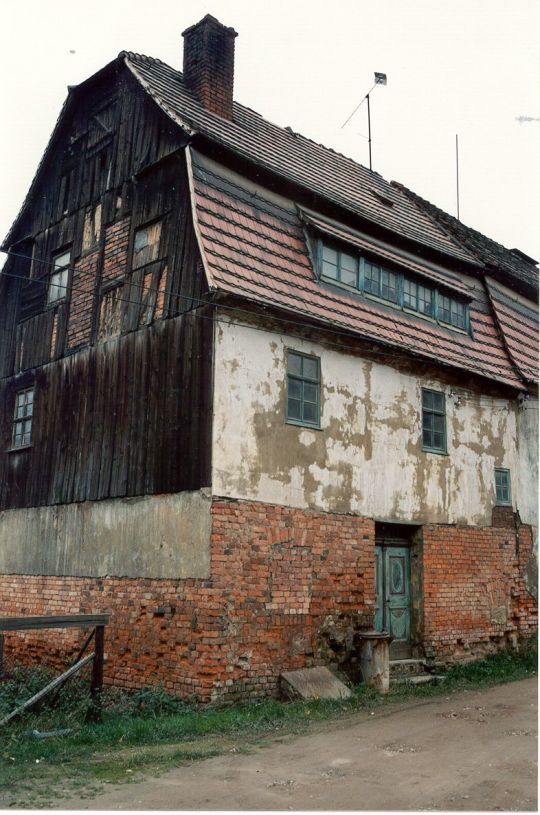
[
  {"left": 6, "top": 444, "right": 32, "bottom": 453},
  {"left": 422, "top": 446, "right": 449, "bottom": 456},
  {"left": 495, "top": 501, "right": 513, "bottom": 507},
  {"left": 286, "top": 419, "right": 322, "bottom": 431},
  {"left": 46, "top": 298, "right": 68, "bottom": 310},
  {"left": 319, "top": 276, "right": 471, "bottom": 336}
]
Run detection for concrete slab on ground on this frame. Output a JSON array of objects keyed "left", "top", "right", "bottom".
[{"left": 280, "top": 666, "right": 352, "bottom": 700}]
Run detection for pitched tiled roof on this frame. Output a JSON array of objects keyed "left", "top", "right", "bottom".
[
  {"left": 189, "top": 149, "right": 522, "bottom": 389},
  {"left": 123, "top": 53, "right": 478, "bottom": 267},
  {"left": 394, "top": 182, "right": 539, "bottom": 296}
]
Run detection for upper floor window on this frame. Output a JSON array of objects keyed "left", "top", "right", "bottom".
[
  {"left": 11, "top": 387, "right": 34, "bottom": 449},
  {"left": 318, "top": 240, "right": 470, "bottom": 333},
  {"left": 286, "top": 350, "right": 320, "bottom": 427},
  {"left": 48, "top": 250, "right": 71, "bottom": 304},
  {"left": 422, "top": 388, "right": 446, "bottom": 453},
  {"left": 132, "top": 221, "right": 162, "bottom": 270},
  {"left": 495, "top": 468, "right": 512, "bottom": 505}
]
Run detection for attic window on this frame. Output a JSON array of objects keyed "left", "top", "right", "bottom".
[
  {"left": 132, "top": 221, "right": 162, "bottom": 270},
  {"left": 318, "top": 238, "right": 470, "bottom": 333},
  {"left": 48, "top": 249, "right": 71, "bottom": 304}
]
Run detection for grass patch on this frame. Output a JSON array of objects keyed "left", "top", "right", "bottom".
[{"left": 0, "top": 646, "right": 536, "bottom": 806}]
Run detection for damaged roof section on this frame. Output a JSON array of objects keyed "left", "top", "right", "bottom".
[{"left": 189, "top": 149, "right": 523, "bottom": 389}]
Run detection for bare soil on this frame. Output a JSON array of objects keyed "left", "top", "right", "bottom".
[{"left": 58, "top": 678, "right": 537, "bottom": 811}]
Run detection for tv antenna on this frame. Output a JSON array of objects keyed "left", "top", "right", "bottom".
[{"left": 341, "top": 72, "right": 387, "bottom": 171}]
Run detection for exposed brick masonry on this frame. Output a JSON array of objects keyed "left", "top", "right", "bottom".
[
  {"left": 0, "top": 499, "right": 536, "bottom": 701},
  {"left": 1, "top": 501, "right": 374, "bottom": 702},
  {"left": 66, "top": 250, "right": 99, "bottom": 350},
  {"left": 65, "top": 217, "right": 131, "bottom": 350},
  {"left": 102, "top": 218, "right": 130, "bottom": 284},
  {"left": 422, "top": 523, "right": 537, "bottom": 663}
]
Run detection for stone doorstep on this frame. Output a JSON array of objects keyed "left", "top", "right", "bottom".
[
  {"left": 391, "top": 674, "right": 447, "bottom": 686},
  {"left": 390, "top": 658, "right": 428, "bottom": 676},
  {"left": 390, "top": 658, "right": 447, "bottom": 686}
]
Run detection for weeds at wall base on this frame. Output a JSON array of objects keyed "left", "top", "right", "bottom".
[{"left": 0, "top": 646, "right": 536, "bottom": 805}]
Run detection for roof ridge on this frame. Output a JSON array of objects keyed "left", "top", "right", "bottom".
[
  {"left": 125, "top": 51, "right": 378, "bottom": 180},
  {"left": 120, "top": 50, "right": 169, "bottom": 66},
  {"left": 394, "top": 180, "right": 539, "bottom": 272}
]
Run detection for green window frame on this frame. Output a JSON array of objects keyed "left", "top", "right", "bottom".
[
  {"left": 422, "top": 388, "right": 446, "bottom": 453},
  {"left": 286, "top": 350, "right": 320, "bottom": 427},
  {"left": 321, "top": 244, "right": 358, "bottom": 287},
  {"left": 318, "top": 239, "right": 469, "bottom": 333},
  {"left": 495, "top": 468, "right": 512, "bottom": 506}
]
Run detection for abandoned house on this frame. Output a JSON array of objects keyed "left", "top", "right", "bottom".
[{"left": 0, "top": 15, "right": 537, "bottom": 701}]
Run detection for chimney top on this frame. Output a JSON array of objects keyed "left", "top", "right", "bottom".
[{"left": 182, "top": 15, "right": 238, "bottom": 121}]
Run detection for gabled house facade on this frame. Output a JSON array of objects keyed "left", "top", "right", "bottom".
[{"left": 0, "top": 15, "right": 537, "bottom": 701}]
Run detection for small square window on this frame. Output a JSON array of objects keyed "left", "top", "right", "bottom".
[
  {"left": 422, "top": 388, "right": 446, "bottom": 453},
  {"left": 48, "top": 250, "right": 70, "bottom": 304},
  {"left": 287, "top": 351, "right": 320, "bottom": 427},
  {"left": 495, "top": 469, "right": 512, "bottom": 506},
  {"left": 12, "top": 387, "right": 34, "bottom": 448}
]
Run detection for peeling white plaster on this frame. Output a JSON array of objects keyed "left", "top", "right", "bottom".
[{"left": 212, "top": 320, "right": 535, "bottom": 527}]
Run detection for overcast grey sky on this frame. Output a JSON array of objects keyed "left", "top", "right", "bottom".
[{"left": 1, "top": 0, "right": 539, "bottom": 263}]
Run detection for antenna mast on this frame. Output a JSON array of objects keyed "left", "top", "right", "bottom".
[
  {"left": 455, "top": 134, "right": 460, "bottom": 221},
  {"left": 342, "top": 73, "right": 387, "bottom": 172}
]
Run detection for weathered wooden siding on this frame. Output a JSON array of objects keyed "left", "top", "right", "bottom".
[
  {"left": 0, "top": 310, "right": 213, "bottom": 509},
  {"left": 0, "top": 67, "right": 193, "bottom": 375},
  {"left": 0, "top": 67, "right": 214, "bottom": 510}
]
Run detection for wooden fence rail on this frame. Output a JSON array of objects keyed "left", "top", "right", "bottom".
[{"left": 0, "top": 614, "right": 109, "bottom": 724}]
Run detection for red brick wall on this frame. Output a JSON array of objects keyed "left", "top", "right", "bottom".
[
  {"left": 102, "top": 218, "right": 130, "bottom": 284},
  {"left": 422, "top": 523, "right": 537, "bottom": 663},
  {"left": 66, "top": 250, "right": 99, "bottom": 350},
  {"left": 0, "top": 501, "right": 536, "bottom": 701},
  {"left": 0, "top": 501, "right": 375, "bottom": 702}
]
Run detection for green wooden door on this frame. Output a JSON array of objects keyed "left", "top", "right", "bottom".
[{"left": 374, "top": 543, "right": 411, "bottom": 655}]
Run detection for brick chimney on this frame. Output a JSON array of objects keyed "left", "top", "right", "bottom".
[{"left": 182, "top": 14, "right": 238, "bottom": 121}]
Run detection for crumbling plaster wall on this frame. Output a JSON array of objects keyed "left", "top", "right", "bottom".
[{"left": 213, "top": 320, "right": 527, "bottom": 527}]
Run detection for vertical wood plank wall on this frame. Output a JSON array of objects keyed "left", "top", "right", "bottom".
[{"left": 0, "top": 66, "right": 213, "bottom": 510}]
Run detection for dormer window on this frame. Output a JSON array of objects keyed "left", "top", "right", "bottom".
[{"left": 318, "top": 239, "right": 470, "bottom": 334}]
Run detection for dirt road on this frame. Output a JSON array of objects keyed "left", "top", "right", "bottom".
[{"left": 62, "top": 678, "right": 537, "bottom": 811}]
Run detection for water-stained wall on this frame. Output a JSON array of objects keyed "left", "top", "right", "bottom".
[
  {"left": 0, "top": 490, "right": 212, "bottom": 579},
  {"left": 213, "top": 319, "right": 527, "bottom": 526}
]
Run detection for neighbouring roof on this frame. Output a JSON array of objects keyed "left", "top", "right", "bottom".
[
  {"left": 394, "top": 183, "right": 539, "bottom": 297},
  {"left": 485, "top": 278, "right": 538, "bottom": 384},
  {"left": 189, "top": 149, "right": 524, "bottom": 389}
]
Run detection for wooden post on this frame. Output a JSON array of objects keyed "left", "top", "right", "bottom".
[{"left": 89, "top": 625, "right": 105, "bottom": 721}]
